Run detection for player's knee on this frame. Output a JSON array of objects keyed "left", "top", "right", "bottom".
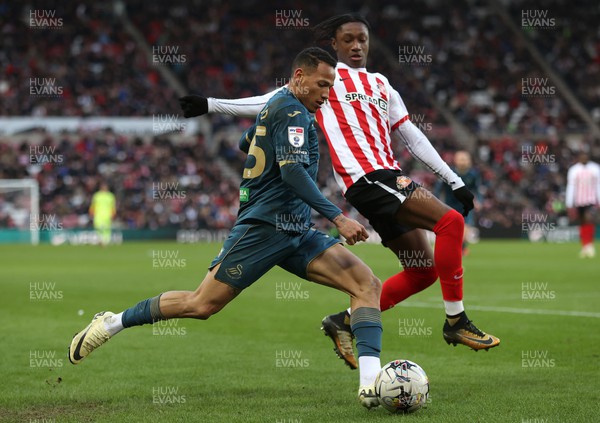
[
  {"left": 363, "top": 272, "right": 381, "bottom": 294},
  {"left": 189, "top": 303, "right": 220, "bottom": 320},
  {"left": 186, "top": 293, "right": 221, "bottom": 320},
  {"left": 447, "top": 208, "right": 464, "bottom": 225},
  {"left": 437, "top": 209, "right": 464, "bottom": 235},
  {"left": 354, "top": 268, "right": 381, "bottom": 300},
  {"left": 370, "top": 273, "right": 382, "bottom": 298}
]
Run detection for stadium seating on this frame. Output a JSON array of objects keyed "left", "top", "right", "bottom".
[{"left": 1, "top": 0, "right": 597, "bottom": 232}]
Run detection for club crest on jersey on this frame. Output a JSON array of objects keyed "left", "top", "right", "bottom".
[
  {"left": 396, "top": 176, "right": 412, "bottom": 189},
  {"left": 288, "top": 126, "right": 305, "bottom": 147},
  {"left": 377, "top": 82, "right": 387, "bottom": 97}
]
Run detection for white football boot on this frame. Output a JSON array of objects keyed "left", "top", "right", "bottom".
[{"left": 69, "top": 311, "right": 114, "bottom": 364}]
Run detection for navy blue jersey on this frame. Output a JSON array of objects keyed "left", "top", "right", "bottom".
[{"left": 237, "top": 88, "right": 319, "bottom": 229}]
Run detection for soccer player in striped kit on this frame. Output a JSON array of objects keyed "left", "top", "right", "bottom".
[
  {"left": 180, "top": 14, "right": 500, "bottom": 376},
  {"left": 566, "top": 152, "right": 600, "bottom": 258}
]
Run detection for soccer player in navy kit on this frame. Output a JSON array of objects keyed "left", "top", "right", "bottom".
[{"left": 69, "top": 47, "right": 383, "bottom": 409}]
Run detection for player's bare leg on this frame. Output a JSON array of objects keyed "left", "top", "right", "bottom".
[
  {"left": 307, "top": 244, "right": 382, "bottom": 409},
  {"left": 158, "top": 264, "right": 241, "bottom": 319},
  {"left": 69, "top": 264, "right": 238, "bottom": 364},
  {"left": 393, "top": 187, "right": 499, "bottom": 351}
]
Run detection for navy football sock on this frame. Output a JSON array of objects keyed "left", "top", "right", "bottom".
[
  {"left": 122, "top": 294, "right": 165, "bottom": 328},
  {"left": 350, "top": 307, "right": 382, "bottom": 358}
]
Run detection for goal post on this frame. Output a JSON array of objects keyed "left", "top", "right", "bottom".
[{"left": 0, "top": 179, "right": 40, "bottom": 245}]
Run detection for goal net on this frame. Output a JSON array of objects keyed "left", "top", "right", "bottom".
[{"left": 0, "top": 179, "right": 40, "bottom": 245}]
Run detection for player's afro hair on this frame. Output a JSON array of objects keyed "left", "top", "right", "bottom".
[{"left": 313, "top": 13, "right": 371, "bottom": 42}]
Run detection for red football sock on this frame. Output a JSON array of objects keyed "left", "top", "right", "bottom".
[
  {"left": 433, "top": 209, "right": 464, "bottom": 302},
  {"left": 380, "top": 267, "right": 438, "bottom": 311},
  {"left": 580, "top": 224, "right": 595, "bottom": 246}
]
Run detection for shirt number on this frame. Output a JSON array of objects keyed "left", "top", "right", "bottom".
[{"left": 243, "top": 135, "right": 265, "bottom": 179}]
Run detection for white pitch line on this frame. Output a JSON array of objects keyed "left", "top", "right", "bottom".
[{"left": 400, "top": 301, "right": 600, "bottom": 319}]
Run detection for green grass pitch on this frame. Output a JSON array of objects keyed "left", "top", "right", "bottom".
[{"left": 1, "top": 240, "right": 598, "bottom": 422}]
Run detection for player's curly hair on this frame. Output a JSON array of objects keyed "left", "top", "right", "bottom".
[{"left": 313, "top": 14, "right": 371, "bottom": 42}]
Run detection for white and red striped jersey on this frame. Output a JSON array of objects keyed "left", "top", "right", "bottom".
[
  {"left": 566, "top": 161, "right": 600, "bottom": 207},
  {"left": 208, "top": 62, "right": 464, "bottom": 194},
  {"left": 316, "top": 62, "right": 406, "bottom": 191}
]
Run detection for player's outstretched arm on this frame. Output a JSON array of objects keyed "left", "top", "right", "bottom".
[
  {"left": 179, "top": 95, "right": 208, "bottom": 118},
  {"left": 179, "top": 87, "right": 284, "bottom": 118},
  {"left": 391, "top": 121, "right": 474, "bottom": 216},
  {"left": 392, "top": 120, "right": 464, "bottom": 189},
  {"left": 280, "top": 163, "right": 368, "bottom": 244},
  {"left": 387, "top": 85, "right": 463, "bottom": 188}
]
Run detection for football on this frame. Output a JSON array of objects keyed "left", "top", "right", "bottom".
[{"left": 374, "top": 359, "right": 429, "bottom": 413}]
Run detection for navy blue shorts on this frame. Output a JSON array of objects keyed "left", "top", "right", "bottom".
[{"left": 209, "top": 223, "right": 340, "bottom": 290}]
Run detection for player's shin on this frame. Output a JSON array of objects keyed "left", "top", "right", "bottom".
[
  {"left": 432, "top": 210, "right": 465, "bottom": 316},
  {"left": 102, "top": 294, "right": 165, "bottom": 336},
  {"left": 380, "top": 268, "right": 437, "bottom": 311},
  {"left": 121, "top": 294, "right": 166, "bottom": 329},
  {"left": 350, "top": 307, "right": 382, "bottom": 386},
  {"left": 580, "top": 223, "right": 594, "bottom": 246}
]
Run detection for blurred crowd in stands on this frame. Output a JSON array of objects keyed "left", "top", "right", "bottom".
[
  {"left": 0, "top": 0, "right": 598, "bottom": 233},
  {"left": 1, "top": 0, "right": 597, "bottom": 128},
  {"left": 510, "top": 0, "right": 600, "bottom": 122},
  {"left": 0, "top": 131, "right": 240, "bottom": 230},
  {"left": 0, "top": 130, "right": 595, "bottom": 233}
]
